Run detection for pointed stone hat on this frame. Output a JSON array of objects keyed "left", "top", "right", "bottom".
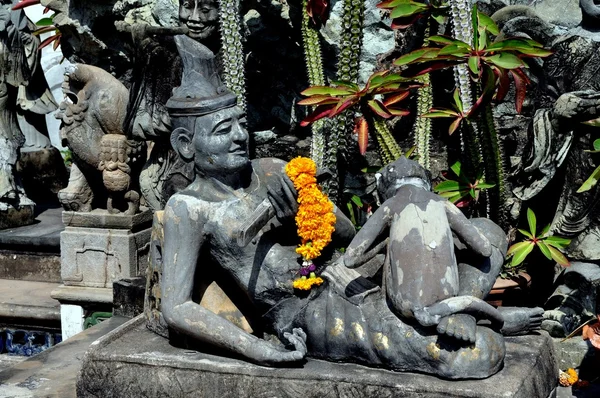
[{"left": 166, "top": 35, "right": 237, "bottom": 117}]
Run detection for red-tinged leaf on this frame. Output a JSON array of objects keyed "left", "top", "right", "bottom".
[
  {"left": 387, "top": 108, "right": 410, "bottom": 117},
  {"left": 301, "top": 86, "right": 353, "bottom": 96},
  {"left": 509, "top": 241, "right": 535, "bottom": 267},
  {"left": 329, "top": 97, "right": 358, "bottom": 118},
  {"left": 428, "top": 35, "right": 470, "bottom": 48},
  {"left": 495, "top": 69, "right": 510, "bottom": 102},
  {"left": 403, "top": 60, "right": 461, "bottom": 77},
  {"left": 438, "top": 44, "right": 470, "bottom": 56},
  {"left": 548, "top": 245, "right": 570, "bottom": 267},
  {"left": 448, "top": 117, "right": 463, "bottom": 135},
  {"left": 306, "top": 0, "right": 329, "bottom": 24},
  {"left": 11, "top": 0, "right": 40, "bottom": 10},
  {"left": 545, "top": 236, "right": 572, "bottom": 249},
  {"left": 383, "top": 91, "right": 410, "bottom": 106},
  {"left": 389, "top": 2, "right": 428, "bottom": 19},
  {"left": 453, "top": 89, "right": 463, "bottom": 113},
  {"left": 393, "top": 48, "right": 440, "bottom": 66},
  {"left": 455, "top": 197, "right": 472, "bottom": 208},
  {"left": 300, "top": 104, "right": 336, "bottom": 126},
  {"left": 33, "top": 26, "right": 56, "bottom": 36},
  {"left": 331, "top": 80, "right": 360, "bottom": 91},
  {"left": 377, "top": 0, "right": 405, "bottom": 9},
  {"left": 507, "top": 241, "right": 531, "bottom": 257},
  {"left": 536, "top": 241, "right": 553, "bottom": 261},
  {"left": 367, "top": 99, "right": 393, "bottom": 119},
  {"left": 43, "top": 6, "right": 50, "bottom": 13},
  {"left": 356, "top": 117, "right": 369, "bottom": 155},
  {"left": 297, "top": 95, "right": 341, "bottom": 106},
  {"left": 421, "top": 109, "right": 460, "bottom": 118},
  {"left": 391, "top": 15, "right": 422, "bottom": 30},
  {"left": 511, "top": 68, "right": 529, "bottom": 114},
  {"left": 39, "top": 34, "right": 60, "bottom": 50},
  {"left": 53, "top": 35, "right": 61, "bottom": 51},
  {"left": 469, "top": 67, "right": 497, "bottom": 117}
]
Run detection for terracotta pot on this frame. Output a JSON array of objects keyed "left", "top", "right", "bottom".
[{"left": 486, "top": 272, "right": 532, "bottom": 307}]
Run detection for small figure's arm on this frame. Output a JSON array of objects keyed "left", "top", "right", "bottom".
[
  {"left": 161, "top": 195, "right": 307, "bottom": 365},
  {"left": 443, "top": 200, "right": 492, "bottom": 257}
]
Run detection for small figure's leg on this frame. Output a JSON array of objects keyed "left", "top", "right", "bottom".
[
  {"left": 436, "top": 314, "right": 477, "bottom": 343},
  {"left": 498, "top": 306, "right": 544, "bottom": 336},
  {"left": 414, "top": 295, "right": 504, "bottom": 331}
]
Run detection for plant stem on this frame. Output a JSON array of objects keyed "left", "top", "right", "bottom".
[{"left": 218, "top": 0, "right": 246, "bottom": 110}]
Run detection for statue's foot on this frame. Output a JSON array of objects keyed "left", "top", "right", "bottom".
[
  {"left": 59, "top": 164, "right": 93, "bottom": 212},
  {"left": 498, "top": 306, "right": 543, "bottom": 336},
  {"left": 437, "top": 314, "right": 477, "bottom": 344}
]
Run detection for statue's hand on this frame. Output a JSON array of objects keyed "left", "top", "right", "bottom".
[
  {"left": 267, "top": 174, "right": 298, "bottom": 223},
  {"left": 248, "top": 328, "right": 307, "bottom": 366}
]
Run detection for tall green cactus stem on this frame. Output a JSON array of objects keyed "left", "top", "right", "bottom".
[
  {"left": 449, "top": 0, "right": 481, "bottom": 171},
  {"left": 480, "top": 105, "right": 507, "bottom": 224},
  {"left": 412, "top": 22, "right": 433, "bottom": 169},
  {"left": 323, "top": 0, "right": 366, "bottom": 201},
  {"left": 301, "top": 0, "right": 327, "bottom": 168},
  {"left": 372, "top": 117, "right": 403, "bottom": 164},
  {"left": 218, "top": 0, "right": 246, "bottom": 110}
]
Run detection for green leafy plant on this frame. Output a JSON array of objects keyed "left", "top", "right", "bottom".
[
  {"left": 13, "top": 0, "right": 61, "bottom": 50},
  {"left": 377, "top": 0, "right": 449, "bottom": 29},
  {"left": 298, "top": 72, "right": 422, "bottom": 155},
  {"left": 577, "top": 136, "right": 600, "bottom": 194},
  {"left": 506, "top": 208, "right": 571, "bottom": 268},
  {"left": 434, "top": 160, "right": 495, "bottom": 207}
]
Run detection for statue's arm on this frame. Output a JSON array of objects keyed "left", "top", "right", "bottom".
[
  {"left": 443, "top": 200, "right": 492, "bottom": 257},
  {"left": 161, "top": 196, "right": 306, "bottom": 365},
  {"left": 342, "top": 202, "right": 391, "bottom": 269}
]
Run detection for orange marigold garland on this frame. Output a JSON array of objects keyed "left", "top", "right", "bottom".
[{"left": 285, "top": 157, "right": 336, "bottom": 291}]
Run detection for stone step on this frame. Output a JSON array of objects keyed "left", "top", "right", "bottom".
[
  {"left": 0, "top": 206, "right": 63, "bottom": 283},
  {"left": 0, "top": 315, "right": 129, "bottom": 397},
  {"left": 0, "top": 279, "right": 61, "bottom": 329}
]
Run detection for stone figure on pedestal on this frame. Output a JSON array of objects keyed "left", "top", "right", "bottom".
[
  {"left": 148, "top": 35, "right": 545, "bottom": 380},
  {"left": 0, "top": 0, "right": 60, "bottom": 228}
]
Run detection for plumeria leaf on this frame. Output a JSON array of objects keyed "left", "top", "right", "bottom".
[
  {"left": 368, "top": 99, "right": 393, "bottom": 119},
  {"left": 421, "top": 109, "right": 460, "bottom": 118},
  {"left": 453, "top": 89, "right": 463, "bottom": 114},
  {"left": 478, "top": 11, "right": 499, "bottom": 35},
  {"left": 448, "top": 117, "right": 463, "bottom": 135},
  {"left": 545, "top": 236, "right": 572, "bottom": 249},
  {"left": 331, "top": 80, "right": 360, "bottom": 91},
  {"left": 469, "top": 67, "right": 496, "bottom": 117},
  {"left": 389, "top": 2, "right": 428, "bottom": 19},
  {"left": 540, "top": 223, "right": 551, "bottom": 237},
  {"left": 301, "top": 86, "right": 353, "bottom": 96},
  {"left": 518, "top": 228, "right": 534, "bottom": 239},
  {"left": 527, "top": 208, "right": 537, "bottom": 236},
  {"left": 387, "top": 108, "right": 411, "bottom": 117},
  {"left": 450, "top": 161, "right": 462, "bottom": 177},
  {"left": 485, "top": 53, "right": 526, "bottom": 69},
  {"left": 548, "top": 245, "right": 570, "bottom": 267},
  {"left": 577, "top": 164, "right": 600, "bottom": 193},
  {"left": 476, "top": 182, "right": 496, "bottom": 189},
  {"left": 434, "top": 180, "right": 461, "bottom": 193},
  {"left": 439, "top": 44, "right": 470, "bottom": 56},
  {"left": 468, "top": 56, "right": 480, "bottom": 75},
  {"left": 509, "top": 241, "right": 535, "bottom": 267},
  {"left": 297, "top": 96, "right": 342, "bottom": 106},
  {"left": 428, "top": 35, "right": 469, "bottom": 47},
  {"left": 330, "top": 97, "right": 358, "bottom": 117},
  {"left": 511, "top": 68, "right": 530, "bottom": 114},
  {"left": 394, "top": 48, "right": 440, "bottom": 66},
  {"left": 300, "top": 104, "right": 336, "bottom": 126},
  {"left": 383, "top": 91, "right": 410, "bottom": 106},
  {"left": 537, "top": 241, "right": 553, "bottom": 260},
  {"left": 507, "top": 241, "right": 531, "bottom": 257}
]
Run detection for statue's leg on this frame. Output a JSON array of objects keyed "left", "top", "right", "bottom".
[{"left": 58, "top": 162, "right": 93, "bottom": 212}]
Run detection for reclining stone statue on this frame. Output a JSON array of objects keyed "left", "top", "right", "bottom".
[{"left": 147, "top": 34, "right": 546, "bottom": 380}]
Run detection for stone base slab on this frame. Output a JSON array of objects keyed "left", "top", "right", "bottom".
[
  {"left": 60, "top": 221, "right": 151, "bottom": 288},
  {"left": 77, "top": 316, "right": 558, "bottom": 398},
  {"left": 62, "top": 209, "right": 153, "bottom": 230}
]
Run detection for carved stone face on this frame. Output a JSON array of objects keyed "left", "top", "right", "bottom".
[
  {"left": 179, "top": 0, "right": 219, "bottom": 42},
  {"left": 192, "top": 106, "right": 249, "bottom": 177}
]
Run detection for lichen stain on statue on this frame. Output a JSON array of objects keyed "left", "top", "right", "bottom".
[
  {"left": 0, "top": 1, "right": 62, "bottom": 229},
  {"left": 56, "top": 64, "right": 144, "bottom": 214},
  {"left": 143, "top": 37, "right": 545, "bottom": 380}
]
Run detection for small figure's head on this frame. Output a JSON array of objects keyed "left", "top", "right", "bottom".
[
  {"left": 179, "top": 0, "right": 219, "bottom": 42},
  {"left": 376, "top": 157, "right": 432, "bottom": 201},
  {"left": 171, "top": 106, "right": 249, "bottom": 177}
]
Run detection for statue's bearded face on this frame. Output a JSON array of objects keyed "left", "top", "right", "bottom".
[
  {"left": 192, "top": 106, "right": 249, "bottom": 176},
  {"left": 179, "top": 0, "right": 219, "bottom": 42}
]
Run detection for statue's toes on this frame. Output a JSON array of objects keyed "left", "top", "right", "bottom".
[{"left": 436, "top": 316, "right": 450, "bottom": 336}]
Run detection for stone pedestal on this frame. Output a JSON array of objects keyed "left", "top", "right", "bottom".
[
  {"left": 60, "top": 209, "right": 152, "bottom": 288},
  {"left": 77, "top": 316, "right": 558, "bottom": 398},
  {"left": 57, "top": 210, "right": 152, "bottom": 339}
]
